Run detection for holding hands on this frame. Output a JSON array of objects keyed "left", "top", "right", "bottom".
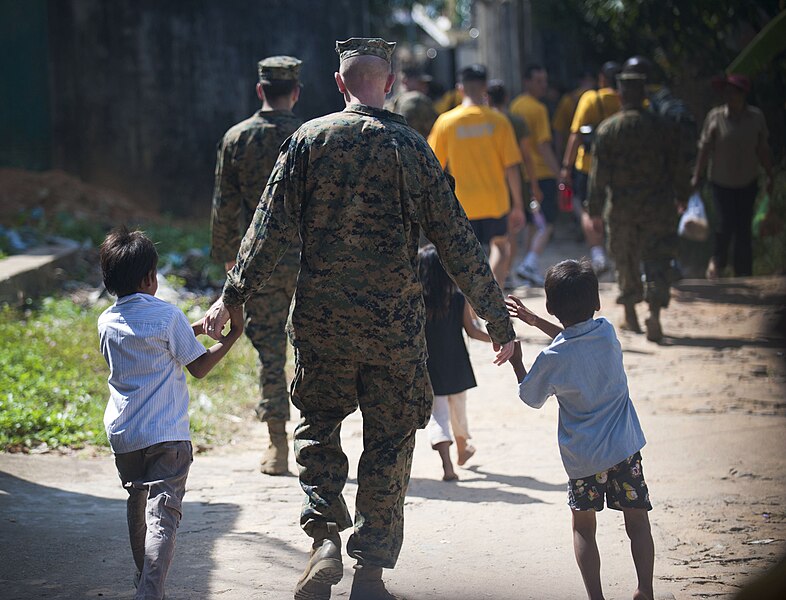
[{"left": 506, "top": 294, "right": 539, "bottom": 326}]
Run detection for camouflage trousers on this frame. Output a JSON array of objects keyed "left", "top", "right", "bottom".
[
  {"left": 607, "top": 208, "right": 678, "bottom": 309},
  {"left": 290, "top": 349, "right": 432, "bottom": 568},
  {"left": 243, "top": 275, "right": 296, "bottom": 423}
]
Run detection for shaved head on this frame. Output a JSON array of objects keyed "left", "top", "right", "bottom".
[
  {"left": 335, "top": 54, "right": 395, "bottom": 107},
  {"left": 340, "top": 55, "right": 391, "bottom": 93}
]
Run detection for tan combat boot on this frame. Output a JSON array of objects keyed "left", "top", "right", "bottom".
[
  {"left": 349, "top": 565, "right": 402, "bottom": 600},
  {"left": 294, "top": 523, "right": 343, "bottom": 600},
  {"left": 260, "top": 419, "right": 289, "bottom": 475}
]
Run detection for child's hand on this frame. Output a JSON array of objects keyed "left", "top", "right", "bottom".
[
  {"left": 227, "top": 304, "right": 244, "bottom": 335},
  {"left": 506, "top": 295, "right": 538, "bottom": 326},
  {"left": 512, "top": 340, "right": 523, "bottom": 364}
]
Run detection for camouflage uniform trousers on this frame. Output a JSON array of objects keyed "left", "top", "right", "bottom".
[
  {"left": 290, "top": 348, "right": 432, "bottom": 568},
  {"left": 607, "top": 204, "right": 679, "bottom": 310},
  {"left": 243, "top": 260, "right": 298, "bottom": 423}
]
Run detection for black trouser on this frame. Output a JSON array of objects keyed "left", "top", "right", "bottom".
[{"left": 711, "top": 180, "right": 758, "bottom": 276}]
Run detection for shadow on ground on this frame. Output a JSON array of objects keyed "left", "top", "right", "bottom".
[{"left": 0, "top": 470, "right": 241, "bottom": 599}]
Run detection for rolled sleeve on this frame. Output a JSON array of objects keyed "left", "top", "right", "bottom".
[{"left": 518, "top": 353, "right": 553, "bottom": 408}]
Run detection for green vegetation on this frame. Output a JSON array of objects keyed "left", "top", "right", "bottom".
[{"left": 0, "top": 295, "right": 264, "bottom": 452}]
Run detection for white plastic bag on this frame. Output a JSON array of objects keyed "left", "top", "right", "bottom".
[{"left": 679, "top": 192, "right": 709, "bottom": 241}]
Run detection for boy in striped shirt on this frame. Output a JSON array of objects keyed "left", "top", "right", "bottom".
[{"left": 98, "top": 226, "right": 242, "bottom": 599}]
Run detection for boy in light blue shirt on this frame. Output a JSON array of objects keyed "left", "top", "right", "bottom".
[
  {"left": 506, "top": 258, "right": 654, "bottom": 600},
  {"left": 98, "top": 226, "right": 243, "bottom": 600}
]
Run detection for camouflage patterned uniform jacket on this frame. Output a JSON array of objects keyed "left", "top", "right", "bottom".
[
  {"left": 586, "top": 107, "right": 689, "bottom": 219},
  {"left": 211, "top": 109, "right": 303, "bottom": 268},
  {"left": 222, "top": 103, "right": 514, "bottom": 363},
  {"left": 386, "top": 90, "right": 438, "bottom": 138}
]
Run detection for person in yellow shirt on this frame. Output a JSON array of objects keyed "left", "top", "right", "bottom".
[
  {"left": 552, "top": 70, "right": 596, "bottom": 160},
  {"left": 560, "top": 61, "right": 622, "bottom": 274},
  {"left": 509, "top": 64, "right": 561, "bottom": 286},
  {"left": 428, "top": 64, "right": 525, "bottom": 285}
]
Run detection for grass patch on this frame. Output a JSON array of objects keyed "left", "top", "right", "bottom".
[{"left": 0, "top": 295, "right": 264, "bottom": 453}]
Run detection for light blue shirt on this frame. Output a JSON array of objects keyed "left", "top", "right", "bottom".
[
  {"left": 519, "top": 317, "right": 646, "bottom": 479},
  {"left": 98, "top": 293, "right": 206, "bottom": 454}
]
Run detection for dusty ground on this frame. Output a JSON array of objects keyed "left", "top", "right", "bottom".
[{"left": 1, "top": 230, "right": 785, "bottom": 600}]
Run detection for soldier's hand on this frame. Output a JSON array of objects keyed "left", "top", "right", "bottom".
[
  {"left": 492, "top": 340, "right": 515, "bottom": 366},
  {"left": 203, "top": 299, "right": 230, "bottom": 340}
]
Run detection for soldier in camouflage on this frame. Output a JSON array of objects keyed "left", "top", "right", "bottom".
[
  {"left": 385, "top": 65, "right": 438, "bottom": 138},
  {"left": 210, "top": 55, "right": 303, "bottom": 475},
  {"left": 586, "top": 65, "right": 689, "bottom": 342},
  {"left": 203, "top": 37, "right": 515, "bottom": 600}
]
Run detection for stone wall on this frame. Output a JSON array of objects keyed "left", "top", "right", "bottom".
[{"left": 48, "top": 0, "right": 369, "bottom": 216}]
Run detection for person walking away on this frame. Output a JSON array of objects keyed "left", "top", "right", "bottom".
[
  {"left": 487, "top": 79, "right": 543, "bottom": 289},
  {"left": 559, "top": 61, "right": 622, "bottom": 275},
  {"left": 586, "top": 64, "right": 689, "bottom": 342},
  {"left": 98, "top": 227, "right": 243, "bottom": 600},
  {"left": 419, "top": 244, "right": 492, "bottom": 480},
  {"left": 428, "top": 64, "right": 525, "bottom": 286},
  {"left": 202, "top": 38, "right": 516, "bottom": 600},
  {"left": 691, "top": 73, "right": 774, "bottom": 278},
  {"left": 506, "top": 259, "right": 655, "bottom": 600},
  {"left": 509, "top": 64, "right": 562, "bottom": 286},
  {"left": 552, "top": 69, "right": 596, "bottom": 160},
  {"left": 211, "top": 56, "right": 304, "bottom": 475},
  {"left": 386, "top": 65, "right": 438, "bottom": 138}
]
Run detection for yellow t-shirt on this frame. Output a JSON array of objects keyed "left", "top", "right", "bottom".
[
  {"left": 428, "top": 105, "right": 522, "bottom": 220},
  {"left": 552, "top": 90, "right": 581, "bottom": 135},
  {"left": 509, "top": 94, "right": 553, "bottom": 180},
  {"left": 570, "top": 87, "right": 621, "bottom": 173}
]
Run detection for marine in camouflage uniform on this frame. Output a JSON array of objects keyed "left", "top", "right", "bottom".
[
  {"left": 385, "top": 66, "right": 438, "bottom": 138},
  {"left": 586, "top": 69, "right": 689, "bottom": 342},
  {"left": 215, "top": 38, "right": 515, "bottom": 599},
  {"left": 211, "top": 56, "right": 303, "bottom": 474}
]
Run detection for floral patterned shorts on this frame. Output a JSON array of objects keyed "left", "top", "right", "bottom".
[{"left": 568, "top": 451, "right": 652, "bottom": 512}]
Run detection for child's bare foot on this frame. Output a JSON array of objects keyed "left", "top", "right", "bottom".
[
  {"left": 442, "top": 471, "right": 459, "bottom": 482},
  {"left": 633, "top": 587, "right": 653, "bottom": 600},
  {"left": 457, "top": 444, "right": 476, "bottom": 466}
]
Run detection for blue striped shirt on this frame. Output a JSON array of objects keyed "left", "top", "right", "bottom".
[
  {"left": 519, "top": 317, "right": 646, "bottom": 479},
  {"left": 98, "top": 293, "right": 207, "bottom": 454}
]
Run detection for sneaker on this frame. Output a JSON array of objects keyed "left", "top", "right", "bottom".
[
  {"left": 591, "top": 254, "right": 610, "bottom": 276},
  {"left": 516, "top": 263, "right": 545, "bottom": 287},
  {"left": 504, "top": 272, "right": 531, "bottom": 290}
]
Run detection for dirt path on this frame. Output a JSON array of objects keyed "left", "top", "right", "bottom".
[{"left": 1, "top": 234, "right": 784, "bottom": 600}]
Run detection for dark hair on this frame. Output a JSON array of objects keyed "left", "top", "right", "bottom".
[
  {"left": 418, "top": 244, "right": 457, "bottom": 320},
  {"left": 458, "top": 63, "right": 487, "bottom": 83},
  {"left": 523, "top": 63, "right": 544, "bottom": 80},
  {"left": 100, "top": 226, "right": 158, "bottom": 297},
  {"left": 261, "top": 79, "right": 299, "bottom": 100},
  {"left": 544, "top": 259, "right": 598, "bottom": 325},
  {"left": 486, "top": 79, "right": 507, "bottom": 106}
]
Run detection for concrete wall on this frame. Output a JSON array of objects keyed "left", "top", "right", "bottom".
[{"left": 47, "top": 0, "right": 369, "bottom": 216}]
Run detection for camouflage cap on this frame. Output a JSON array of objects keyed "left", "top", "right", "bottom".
[
  {"left": 258, "top": 56, "right": 302, "bottom": 84},
  {"left": 335, "top": 38, "right": 396, "bottom": 63}
]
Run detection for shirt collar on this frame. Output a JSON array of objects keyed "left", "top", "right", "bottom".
[
  {"left": 115, "top": 292, "right": 151, "bottom": 305},
  {"left": 344, "top": 103, "right": 407, "bottom": 125},
  {"left": 255, "top": 108, "right": 295, "bottom": 118},
  {"left": 561, "top": 317, "right": 602, "bottom": 339}
]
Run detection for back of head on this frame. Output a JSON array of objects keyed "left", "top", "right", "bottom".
[
  {"left": 418, "top": 244, "right": 455, "bottom": 320},
  {"left": 340, "top": 55, "right": 391, "bottom": 94},
  {"left": 616, "top": 59, "right": 648, "bottom": 107},
  {"left": 600, "top": 61, "right": 621, "bottom": 87},
  {"left": 523, "top": 63, "right": 544, "bottom": 81},
  {"left": 258, "top": 55, "right": 301, "bottom": 101},
  {"left": 544, "top": 259, "right": 599, "bottom": 326},
  {"left": 100, "top": 226, "right": 158, "bottom": 297},
  {"left": 486, "top": 79, "right": 507, "bottom": 107}
]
